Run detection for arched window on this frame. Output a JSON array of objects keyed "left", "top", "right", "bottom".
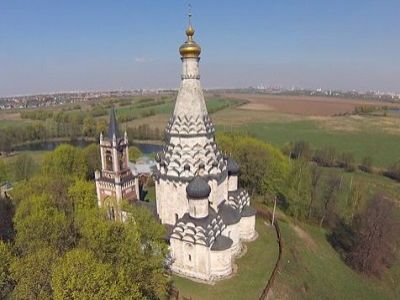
[
  {"left": 106, "top": 150, "right": 113, "bottom": 171},
  {"left": 118, "top": 149, "right": 125, "bottom": 170}
]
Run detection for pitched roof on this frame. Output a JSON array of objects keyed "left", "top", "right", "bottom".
[{"left": 108, "top": 107, "right": 120, "bottom": 140}]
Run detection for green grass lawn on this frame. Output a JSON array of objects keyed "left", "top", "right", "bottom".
[
  {"left": 273, "top": 221, "right": 399, "bottom": 300},
  {"left": 172, "top": 218, "right": 278, "bottom": 300},
  {"left": 223, "top": 119, "right": 400, "bottom": 167}
]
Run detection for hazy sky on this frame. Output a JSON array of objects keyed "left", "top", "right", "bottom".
[{"left": 0, "top": 0, "right": 399, "bottom": 96}]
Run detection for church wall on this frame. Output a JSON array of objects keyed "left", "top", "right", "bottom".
[
  {"left": 222, "top": 223, "right": 241, "bottom": 256},
  {"left": 228, "top": 175, "right": 238, "bottom": 192},
  {"left": 157, "top": 179, "right": 189, "bottom": 225},
  {"left": 239, "top": 215, "right": 256, "bottom": 240},
  {"left": 170, "top": 238, "right": 212, "bottom": 281},
  {"left": 210, "top": 248, "right": 232, "bottom": 277},
  {"left": 188, "top": 198, "right": 208, "bottom": 219}
]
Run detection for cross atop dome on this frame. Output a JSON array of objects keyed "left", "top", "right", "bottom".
[{"left": 179, "top": 5, "right": 201, "bottom": 59}]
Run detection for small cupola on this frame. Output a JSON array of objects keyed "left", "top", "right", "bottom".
[
  {"left": 186, "top": 176, "right": 210, "bottom": 219},
  {"left": 227, "top": 157, "right": 240, "bottom": 176},
  {"left": 227, "top": 157, "right": 240, "bottom": 192}
]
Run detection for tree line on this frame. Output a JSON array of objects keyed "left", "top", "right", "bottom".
[{"left": 284, "top": 140, "right": 400, "bottom": 183}]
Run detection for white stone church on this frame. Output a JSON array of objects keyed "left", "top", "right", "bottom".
[
  {"left": 153, "top": 20, "right": 257, "bottom": 281},
  {"left": 95, "top": 18, "right": 257, "bottom": 283}
]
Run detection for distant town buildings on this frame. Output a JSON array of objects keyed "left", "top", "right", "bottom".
[{"left": 1, "top": 87, "right": 399, "bottom": 111}]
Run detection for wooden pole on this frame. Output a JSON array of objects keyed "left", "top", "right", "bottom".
[{"left": 272, "top": 196, "right": 277, "bottom": 226}]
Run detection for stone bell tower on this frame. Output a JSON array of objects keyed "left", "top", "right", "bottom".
[{"left": 95, "top": 107, "right": 139, "bottom": 221}]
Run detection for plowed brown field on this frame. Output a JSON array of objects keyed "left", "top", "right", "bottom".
[{"left": 224, "top": 93, "right": 399, "bottom": 116}]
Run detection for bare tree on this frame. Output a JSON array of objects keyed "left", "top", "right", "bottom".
[
  {"left": 308, "top": 164, "right": 322, "bottom": 220},
  {"left": 319, "top": 174, "right": 341, "bottom": 227},
  {"left": 348, "top": 193, "right": 400, "bottom": 277}
]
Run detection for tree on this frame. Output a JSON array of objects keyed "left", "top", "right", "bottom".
[
  {"left": 347, "top": 194, "right": 400, "bottom": 277},
  {"left": 82, "top": 115, "right": 96, "bottom": 137},
  {"left": 42, "top": 144, "right": 87, "bottom": 179},
  {"left": 340, "top": 152, "right": 356, "bottom": 172},
  {"left": 68, "top": 179, "right": 97, "bottom": 212},
  {"left": 11, "top": 247, "right": 58, "bottom": 299},
  {"left": 0, "top": 196, "right": 15, "bottom": 242},
  {"left": 14, "top": 153, "right": 35, "bottom": 181},
  {"left": 313, "top": 146, "right": 337, "bottom": 167},
  {"left": 292, "top": 140, "right": 313, "bottom": 160},
  {"left": 77, "top": 207, "right": 169, "bottom": 299},
  {"left": 319, "top": 174, "right": 341, "bottom": 227},
  {"left": 308, "top": 164, "right": 322, "bottom": 220},
  {"left": 13, "top": 195, "right": 71, "bottom": 255},
  {"left": 0, "top": 241, "right": 14, "bottom": 299},
  {"left": 82, "top": 143, "right": 101, "bottom": 180},
  {"left": 0, "top": 159, "right": 8, "bottom": 184},
  {"left": 129, "top": 146, "right": 142, "bottom": 162},
  {"left": 346, "top": 181, "right": 364, "bottom": 222},
  {"left": 216, "top": 133, "right": 290, "bottom": 197},
  {"left": 285, "top": 159, "right": 312, "bottom": 220},
  {"left": 361, "top": 156, "right": 373, "bottom": 173},
  {"left": 52, "top": 249, "right": 126, "bottom": 300},
  {"left": 0, "top": 130, "right": 12, "bottom": 154}
]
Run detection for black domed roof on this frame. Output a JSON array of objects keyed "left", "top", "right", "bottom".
[
  {"left": 186, "top": 176, "right": 211, "bottom": 199},
  {"left": 227, "top": 157, "right": 240, "bottom": 175}
]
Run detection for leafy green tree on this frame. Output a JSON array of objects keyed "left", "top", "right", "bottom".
[
  {"left": 216, "top": 133, "right": 290, "bottom": 196},
  {"left": 11, "top": 247, "right": 58, "bottom": 299},
  {"left": 82, "top": 115, "right": 96, "bottom": 137},
  {"left": 82, "top": 143, "right": 101, "bottom": 180},
  {"left": 14, "top": 153, "right": 35, "bottom": 181},
  {"left": 0, "top": 241, "right": 14, "bottom": 299},
  {"left": 77, "top": 207, "right": 168, "bottom": 299},
  {"left": 42, "top": 144, "right": 87, "bottom": 179},
  {"left": 68, "top": 179, "right": 97, "bottom": 212},
  {"left": 285, "top": 159, "right": 312, "bottom": 220},
  {"left": 308, "top": 164, "right": 322, "bottom": 220},
  {"left": 96, "top": 118, "right": 108, "bottom": 137},
  {"left": 11, "top": 174, "right": 73, "bottom": 211},
  {"left": 52, "top": 249, "right": 127, "bottom": 300},
  {"left": 346, "top": 180, "right": 364, "bottom": 222},
  {"left": 129, "top": 146, "right": 142, "bottom": 162},
  {"left": 13, "top": 195, "right": 71, "bottom": 255}
]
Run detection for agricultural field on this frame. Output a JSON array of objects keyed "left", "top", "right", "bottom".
[{"left": 211, "top": 93, "right": 400, "bottom": 168}]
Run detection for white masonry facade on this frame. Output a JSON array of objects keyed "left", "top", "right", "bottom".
[{"left": 154, "top": 22, "right": 257, "bottom": 282}]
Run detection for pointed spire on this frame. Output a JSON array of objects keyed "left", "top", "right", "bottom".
[{"left": 108, "top": 106, "right": 120, "bottom": 140}]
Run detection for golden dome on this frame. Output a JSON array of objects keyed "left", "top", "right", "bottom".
[{"left": 179, "top": 25, "right": 201, "bottom": 58}]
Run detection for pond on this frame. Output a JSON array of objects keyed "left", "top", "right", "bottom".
[{"left": 13, "top": 140, "right": 163, "bottom": 154}]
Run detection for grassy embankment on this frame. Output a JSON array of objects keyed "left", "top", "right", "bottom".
[{"left": 273, "top": 219, "right": 399, "bottom": 300}]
